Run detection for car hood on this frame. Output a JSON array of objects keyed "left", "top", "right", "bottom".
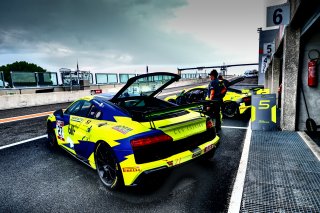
[{"left": 110, "top": 72, "right": 180, "bottom": 101}]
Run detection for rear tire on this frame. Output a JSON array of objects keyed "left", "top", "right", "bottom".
[
  {"left": 95, "top": 142, "right": 123, "bottom": 190},
  {"left": 223, "top": 102, "right": 239, "bottom": 118}
]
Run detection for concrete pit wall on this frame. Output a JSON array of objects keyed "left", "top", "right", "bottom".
[
  {"left": 298, "top": 31, "right": 320, "bottom": 130},
  {"left": 0, "top": 78, "right": 209, "bottom": 110}
]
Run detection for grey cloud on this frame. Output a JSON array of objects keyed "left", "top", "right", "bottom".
[{"left": 0, "top": 0, "right": 221, "bottom": 69}]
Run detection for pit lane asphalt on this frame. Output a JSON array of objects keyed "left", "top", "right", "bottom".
[{"left": 0, "top": 84, "right": 250, "bottom": 212}]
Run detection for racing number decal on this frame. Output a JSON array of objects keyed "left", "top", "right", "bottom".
[
  {"left": 259, "top": 100, "right": 270, "bottom": 110},
  {"left": 56, "top": 120, "right": 65, "bottom": 141}
]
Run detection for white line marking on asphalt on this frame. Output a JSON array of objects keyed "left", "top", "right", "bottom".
[
  {"left": 227, "top": 121, "right": 252, "bottom": 213},
  {"left": 298, "top": 131, "right": 320, "bottom": 161},
  {"left": 222, "top": 125, "right": 248, "bottom": 130},
  {"left": 0, "top": 135, "right": 47, "bottom": 150}
]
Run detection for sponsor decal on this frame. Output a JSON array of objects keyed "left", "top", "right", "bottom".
[
  {"left": 173, "top": 123, "right": 203, "bottom": 135},
  {"left": 112, "top": 125, "right": 133, "bottom": 134},
  {"left": 204, "top": 144, "right": 215, "bottom": 153},
  {"left": 122, "top": 167, "right": 141, "bottom": 172},
  {"left": 71, "top": 117, "right": 83, "bottom": 123}
]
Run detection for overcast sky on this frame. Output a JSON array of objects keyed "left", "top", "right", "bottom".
[{"left": 0, "top": 0, "right": 285, "bottom": 75}]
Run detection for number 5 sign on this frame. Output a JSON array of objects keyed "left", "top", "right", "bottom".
[
  {"left": 263, "top": 43, "right": 275, "bottom": 55},
  {"left": 266, "top": 3, "right": 290, "bottom": 27},
  {"left": 251, "top": 94, "right": 278, "bottom": 131}
]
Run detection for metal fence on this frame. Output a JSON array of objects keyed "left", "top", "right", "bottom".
[
  {"left": 1, "top": 70, "right": 205, "bottom": 89},
  {"left": 119, "top": 74, "right": 136, "bottom": 83},
  {"left": 95, "top": 73, "right": 118, "bottom": 84},
  {"left": 10, "top": 71, "right": 58, "bottom": 88}
]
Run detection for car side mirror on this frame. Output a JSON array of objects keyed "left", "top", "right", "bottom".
[{"left": 53, "top": 109, "right": 64, "bottom": 117}]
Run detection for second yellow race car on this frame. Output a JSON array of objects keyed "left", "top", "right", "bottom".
[
  {"left": 165, "top": 83, "right": 252, "bottom": 118},
  {"left": 47, "top": 72, "right": 220, "bottom": 190}
]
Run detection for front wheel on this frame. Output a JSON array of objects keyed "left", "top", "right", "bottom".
[
  {"left": 95, "top": 142, "right": 123, "bottom": 190},
  {"left": 47, "top": 123, "right": 58, "bottom": 149},
  {"left": 222, "top": 102, "right": 239, "bottom": 118}
]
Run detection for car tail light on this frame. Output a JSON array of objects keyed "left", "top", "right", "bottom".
[
  {"left": 130, "top": 134, "right": 173, "bottom": 150},
  {"left": 242, "top": 97, "right": 251, "bottom": 106},
  {"left": 206, "top": 119, "right": 214, "bottom": 129}
]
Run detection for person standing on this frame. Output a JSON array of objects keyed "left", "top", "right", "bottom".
[
  {"left": 218, "top": 75, "right": 230, "bottom": 89},
  {"left": 207, "top": 69, "right": 223, "bottom": 131}
]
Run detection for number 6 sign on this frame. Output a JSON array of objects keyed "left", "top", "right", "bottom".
[{"left": 266, "top": 3, "right": 290, "bottom": 27}]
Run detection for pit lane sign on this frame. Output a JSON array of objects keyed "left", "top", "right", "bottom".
[
  {"left": 267, "top": 3, "right": 290, "bottom": 27},
  {"left": 261, "top": 55, "right": 271, "bottom": 74},
  {"left": 251, "top": 94, "right": 277, "bottom": 131}
]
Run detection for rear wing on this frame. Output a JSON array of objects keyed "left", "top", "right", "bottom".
[{"left": 131, "top": 100, "right": 219, "bottom": 129}]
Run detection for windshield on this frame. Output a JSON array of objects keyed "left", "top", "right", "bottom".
[{"left": 118, "top": 75, "right": 176, "bottom": 98}]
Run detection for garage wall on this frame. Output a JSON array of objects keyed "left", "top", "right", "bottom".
[{"left": 298, "top": 31, "right": 320, "bottom": 130}]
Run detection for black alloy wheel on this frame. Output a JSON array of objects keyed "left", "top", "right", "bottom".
[
  {"left": 95, "top": 142, "right": 122, "bottom": 190},
  {"left": 223, "top": 102, "right": 239, "bottom": 118},
  {"left": 47, "top": 123, "right": 58, "bottom": 149}
]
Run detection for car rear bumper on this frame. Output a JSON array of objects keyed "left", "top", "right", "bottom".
[{"left": 119, "top": 135, "right": 220, "bottom": 186}]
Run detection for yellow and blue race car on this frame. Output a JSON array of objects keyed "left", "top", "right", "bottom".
[
  {"left": 47, "top": 72, "right": 220, "bottom": 190},
  {"left": 164, "top": 81, "right": 252, "bottom": 118}
]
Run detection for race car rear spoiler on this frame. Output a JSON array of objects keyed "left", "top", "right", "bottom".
[{"left": 131, "top": 100, "right": 219, "bottom": 129}]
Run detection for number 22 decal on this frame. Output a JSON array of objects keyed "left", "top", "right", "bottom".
[{"left": 56, "top": 120, "right": 65, "bottom": 141}]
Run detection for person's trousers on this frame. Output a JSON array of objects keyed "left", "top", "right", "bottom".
[{"left": 210, "top": 100, "right": 222, "bottom": 130}]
